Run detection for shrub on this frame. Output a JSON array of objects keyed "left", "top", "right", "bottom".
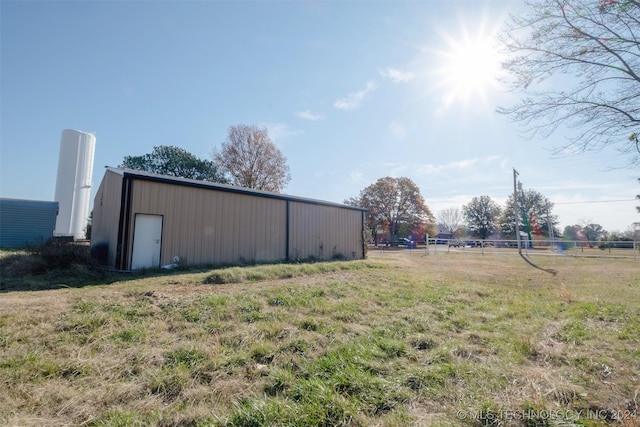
[
  {"left": 90, "top": 242, "right": 108, "bottom": 265},
  {"left": 0, "top": 241, "right": 104, "bottom": 290},
  {"left": 28, "top": 241, "right": 93, "bottom": 271}
]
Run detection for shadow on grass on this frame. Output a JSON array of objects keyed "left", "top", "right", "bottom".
[
  {"left": 0, "top": 244, "right": 367, "bottom": 293},
  {"left": 0, "top": 244, "right": 183, "bottom": 293}
]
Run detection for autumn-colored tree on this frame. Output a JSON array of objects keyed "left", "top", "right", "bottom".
[
  {"left": 346, "top": 177, "right": 435, "bottom": 242},
  {"left": 499, "top": 189, "right": 558, "bottom": 238},
  {"left": 213, "top": 125, "right": 291, "bottom": 193},
  {"left": 562, "top": 225, "right": 583, "bottom": 241}
]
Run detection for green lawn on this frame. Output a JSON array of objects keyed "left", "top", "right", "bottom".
[{"left": 1, "top": 251, "right": 638, "bottom": 426}]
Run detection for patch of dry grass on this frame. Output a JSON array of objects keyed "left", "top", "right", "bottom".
[{"left": 0, "top": 251, "right": 638, "bottom": 426}]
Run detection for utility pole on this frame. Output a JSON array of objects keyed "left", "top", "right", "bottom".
[
  {"left": 547, "top": 202, "right": 555, "bottom": 252},
  {"left": 513, "top": 168, "right": 521, "bottom": 254},
  {"left": 510, "top": 168, "right": 558, "bottom": 276}
]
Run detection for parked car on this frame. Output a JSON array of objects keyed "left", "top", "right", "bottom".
[
  {"left": 448, "top": 239, "right": 465, "bottom": 248},
  {"left": 400, "top": 238, "right": 417, "bottom": 248}
]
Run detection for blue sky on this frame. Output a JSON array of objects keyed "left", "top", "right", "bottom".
[{"left": 1, "top": 0, "right": 638, "bottom": 233}]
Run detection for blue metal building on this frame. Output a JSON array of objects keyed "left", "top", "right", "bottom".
[{"left": 0, "top": 198, "right": 59, "bottom": 248}]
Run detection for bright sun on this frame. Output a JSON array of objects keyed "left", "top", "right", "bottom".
[{"left": 433, "top": 23, "right": 503, "bottom": 108}]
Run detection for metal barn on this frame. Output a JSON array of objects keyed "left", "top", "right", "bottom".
[
  {"left": 0, "top": 199, "right": 59, "bottom": 248},
  {"left": 91, "top": 168, "right": 366, "bottom": 270}
]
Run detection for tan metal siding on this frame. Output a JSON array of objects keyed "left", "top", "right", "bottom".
[
  {"left": 90, "top": 170, "right": 123, "bottom": 266},
  {"left": 288, "top": 202, "right": 363, "bottom": 260},
  {"left": 127, "top": 180, "right": 287, "bottom": 267}
]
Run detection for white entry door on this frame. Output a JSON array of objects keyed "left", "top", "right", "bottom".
[{"left": 131, "top": 214, "right": 163, "bottom": 270}]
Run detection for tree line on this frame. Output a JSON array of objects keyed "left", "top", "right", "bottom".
[
  {"left": 120, "top": 124, "right": 291, "bottom": 193},
  {"left": 119, "top": 128, "right": 636, "bottom": 244},
  {"left": 345, "top": 176, "right": 636, "bottom": 245},
  {"left": 345, "top": 177, "right": 560, "bottom": 244}
]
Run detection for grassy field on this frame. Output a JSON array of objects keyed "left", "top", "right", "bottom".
[{"left": 1, "top": 250, "right": 639, "bottom": 426}]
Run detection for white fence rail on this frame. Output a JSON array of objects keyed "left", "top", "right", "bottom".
[{"left": 370, "top": 238, "right": 639, "bottom": 260}]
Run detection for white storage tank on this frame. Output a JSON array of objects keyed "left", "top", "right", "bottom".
[{"left": 54, "top": 129, "right": 96, "bottom": 239}]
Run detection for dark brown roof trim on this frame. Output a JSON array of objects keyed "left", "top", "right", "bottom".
[{"left": 108, "top": 167, "right": 367, "bottom": 212}]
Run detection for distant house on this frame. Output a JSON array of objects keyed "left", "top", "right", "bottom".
[
  {"left": 0, "top": 198, "right": 59, "bottom": 248},
  {"left": 90, "top": 168, "right": 367, "bottom": 270}
]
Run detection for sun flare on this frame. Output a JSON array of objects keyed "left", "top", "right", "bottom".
[{"left": 433, "top": 20, "right": 504, "bottom": 108}]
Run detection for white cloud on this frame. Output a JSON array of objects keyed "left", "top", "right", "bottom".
[
  {"left": 379, "top": 67, "right": 414, "bottom": 83},
  {"left": 349, "top": 170, "right": 367, "bottom": 183},
  {"left": 296, "top": 110, "right": 325, "bottom": 121},
  {"left": 415, "top": 156, "right": 506, "bottom": 176},
  {"left": 259, "top": 122, "right": 302, "bottom": 144},
  {"left": 334, "top": 80, "right": 377, "bottom": 110},
  {"left": 416, "top": 158, "right": 478, "bottom": 175},
  {"left": 381, "top": 163, "right": 409, "bottom": 177}
]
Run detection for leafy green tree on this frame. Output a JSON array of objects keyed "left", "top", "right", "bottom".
[
  {"left": 462, "top": 196, "right": 502, "bottom": 239},
  {"left": 346, "top": 177, "right": 435, "bottom": 243},
  {"left": 120, "top": 145, "right": 226, "bottom": 182},
  {"left": 499, "top": 189, "right": 559, "bottom": 238},
  {"left": 582, "top": 223, "right": 606, "bottom": 246},
  {"left": 608, "top": 230, "right": 633, "bottom": 241},
  {"left": 213, "top": 125, "right": 291, "bottom": 193},
  {"left": 499, "top": 0, "right": 640, "bottom": 167}
]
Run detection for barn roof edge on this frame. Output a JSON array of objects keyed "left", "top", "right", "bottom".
[{"left": 104, "top": 167, "right": 367, "bottom": 212}]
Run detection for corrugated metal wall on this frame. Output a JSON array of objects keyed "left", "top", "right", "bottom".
[
  {"left": 0, "top": 199, "right": 59, "bottom": 248},
  {"left": 91, "top": 169, "right": 365, "bottom": 269},
  {"left": 128, "top": 179, "right": 288, "bottom": 266},
  {"left": 288, "top": 201, "right": 363, "bottom": 260},
  {"left": 90, "top": 170, "right": 124, "bottom": 266}
]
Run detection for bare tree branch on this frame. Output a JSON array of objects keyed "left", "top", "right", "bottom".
[
  {"left": 213, "top": 125, "right": 291, "bottom": 193},
  {"left": 437, "top": 208, "right": 464, "bottom": 236},
  {"left": 499, "top": 0, "right": 640, "bottom": 167}
]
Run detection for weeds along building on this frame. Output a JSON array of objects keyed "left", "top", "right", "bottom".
[{"left": 91, "top": 168, "right": 367, "bottom": 270}]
